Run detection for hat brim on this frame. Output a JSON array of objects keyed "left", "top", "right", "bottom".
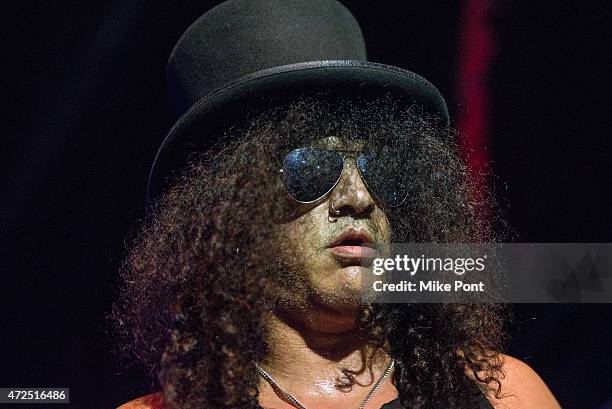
[{"left": 147, "top": 60, "right": 450, "bottom": 205}]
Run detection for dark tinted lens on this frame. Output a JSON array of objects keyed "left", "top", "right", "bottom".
[
  {"left": 357, "top": 150, "right": 409, "bottom": 207},
  {"left": 282, "top": 148, "right": 344, "bottom": 203}
]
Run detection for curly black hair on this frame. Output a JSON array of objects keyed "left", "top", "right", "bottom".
[{"left": 110, "top": 95, "right": 510, "bottom": 409}]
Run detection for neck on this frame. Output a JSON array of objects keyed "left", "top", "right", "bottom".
[{"left": 256, "top": 302, "right": 396, "bottom": 408}]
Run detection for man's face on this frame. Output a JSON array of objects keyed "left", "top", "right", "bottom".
[{"left": 275, "top": 136, "right": 391, "bottom": 316}]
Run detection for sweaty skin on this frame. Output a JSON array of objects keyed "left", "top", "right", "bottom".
[
  {"left": 274, "top": 137, "right": 391, "bottom": 315},
  {"left": 259, "top": 136, "right": 398, "bottom": 408}
]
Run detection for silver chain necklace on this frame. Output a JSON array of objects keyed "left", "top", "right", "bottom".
[{"left": 255, "top": 358, "right": 395, "bottom": 409}]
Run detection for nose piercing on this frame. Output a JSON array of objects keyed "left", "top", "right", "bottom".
[
  {"left": 331, "top": 202, "right": 341, "bottom": 216},
  {"left": 329, "top": 202, "right": 340, "bottom": 223}
]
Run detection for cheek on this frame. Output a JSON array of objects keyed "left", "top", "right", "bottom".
[
  {"left": 382, "top": 213, "right": 392, "bottom": 240},
  {"left": 277, "top": 206, "right": 329, "bottom": 261},
  {"left": 373, "top": 209, "right": 392, "bottom": 251},
  {"left": 277, "top": 215, "right": 312, "bottom": 260}
]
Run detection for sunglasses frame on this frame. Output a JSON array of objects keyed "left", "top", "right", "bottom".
[{"left": 280, "top": 147, "right": 408, "bottom": 207}]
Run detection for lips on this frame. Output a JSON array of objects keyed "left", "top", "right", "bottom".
[{"left": 327, "top": 227, "right": 377, "bottom": 260}]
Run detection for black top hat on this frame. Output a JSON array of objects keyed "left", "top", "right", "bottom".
[{"left": 147, "top": 0, "right": 450, "bottom": 204}]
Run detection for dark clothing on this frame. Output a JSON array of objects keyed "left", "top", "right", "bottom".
[
  {"left": 257, "top": 391, "right": 495, "bottom": 408},
  {"left": 379, "top": 393, "right": 494, "bottom": 408}
]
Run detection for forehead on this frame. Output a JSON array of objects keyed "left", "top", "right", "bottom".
[{"left": 310, "top": 136, "right": 366, "bottom": 151}]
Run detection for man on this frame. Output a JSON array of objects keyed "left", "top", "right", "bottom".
[{"left": 113, "top": 1, "right": 561, "bottom": 408}]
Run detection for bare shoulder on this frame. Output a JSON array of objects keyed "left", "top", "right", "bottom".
[
  {"left": 486, "top": 353, "right": 561, "bottom": 409},
  {"left": 116, "top": 392, "right": 163, "bottom": 409}
]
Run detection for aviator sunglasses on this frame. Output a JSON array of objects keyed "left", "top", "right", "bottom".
[{"left": 281, "top": 147, "right": 410, "bottom": 207}]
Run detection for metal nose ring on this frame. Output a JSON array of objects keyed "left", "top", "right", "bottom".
[
  {"left": 331, "top": 202, "right": 341, "bottom": 216},
  {"left": 328, "top": 202, "right": 340, "bottom": 223}
]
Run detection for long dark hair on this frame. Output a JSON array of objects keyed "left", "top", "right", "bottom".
[{"left": 111, "top": 96, "right": 509, "bottom": 409}]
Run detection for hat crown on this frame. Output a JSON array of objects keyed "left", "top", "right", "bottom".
[{"left": 167, "top": 0, "right": 367, "bottom": 116}]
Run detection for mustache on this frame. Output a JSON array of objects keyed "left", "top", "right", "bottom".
[{"left": 326, "top": 222, "right": 382, "bottom": 249}]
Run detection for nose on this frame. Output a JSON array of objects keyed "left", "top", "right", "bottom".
[{"left": 328, "top": 158, "right": 375, "bottom": 217}]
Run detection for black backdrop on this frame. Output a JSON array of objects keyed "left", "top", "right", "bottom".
[{"left": 3, "top": 1, "right": 611, "bottom": 408}]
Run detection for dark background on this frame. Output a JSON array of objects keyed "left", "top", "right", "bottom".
[{"left": 3, "top": 1, "right": 611, "bottom": 408}]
